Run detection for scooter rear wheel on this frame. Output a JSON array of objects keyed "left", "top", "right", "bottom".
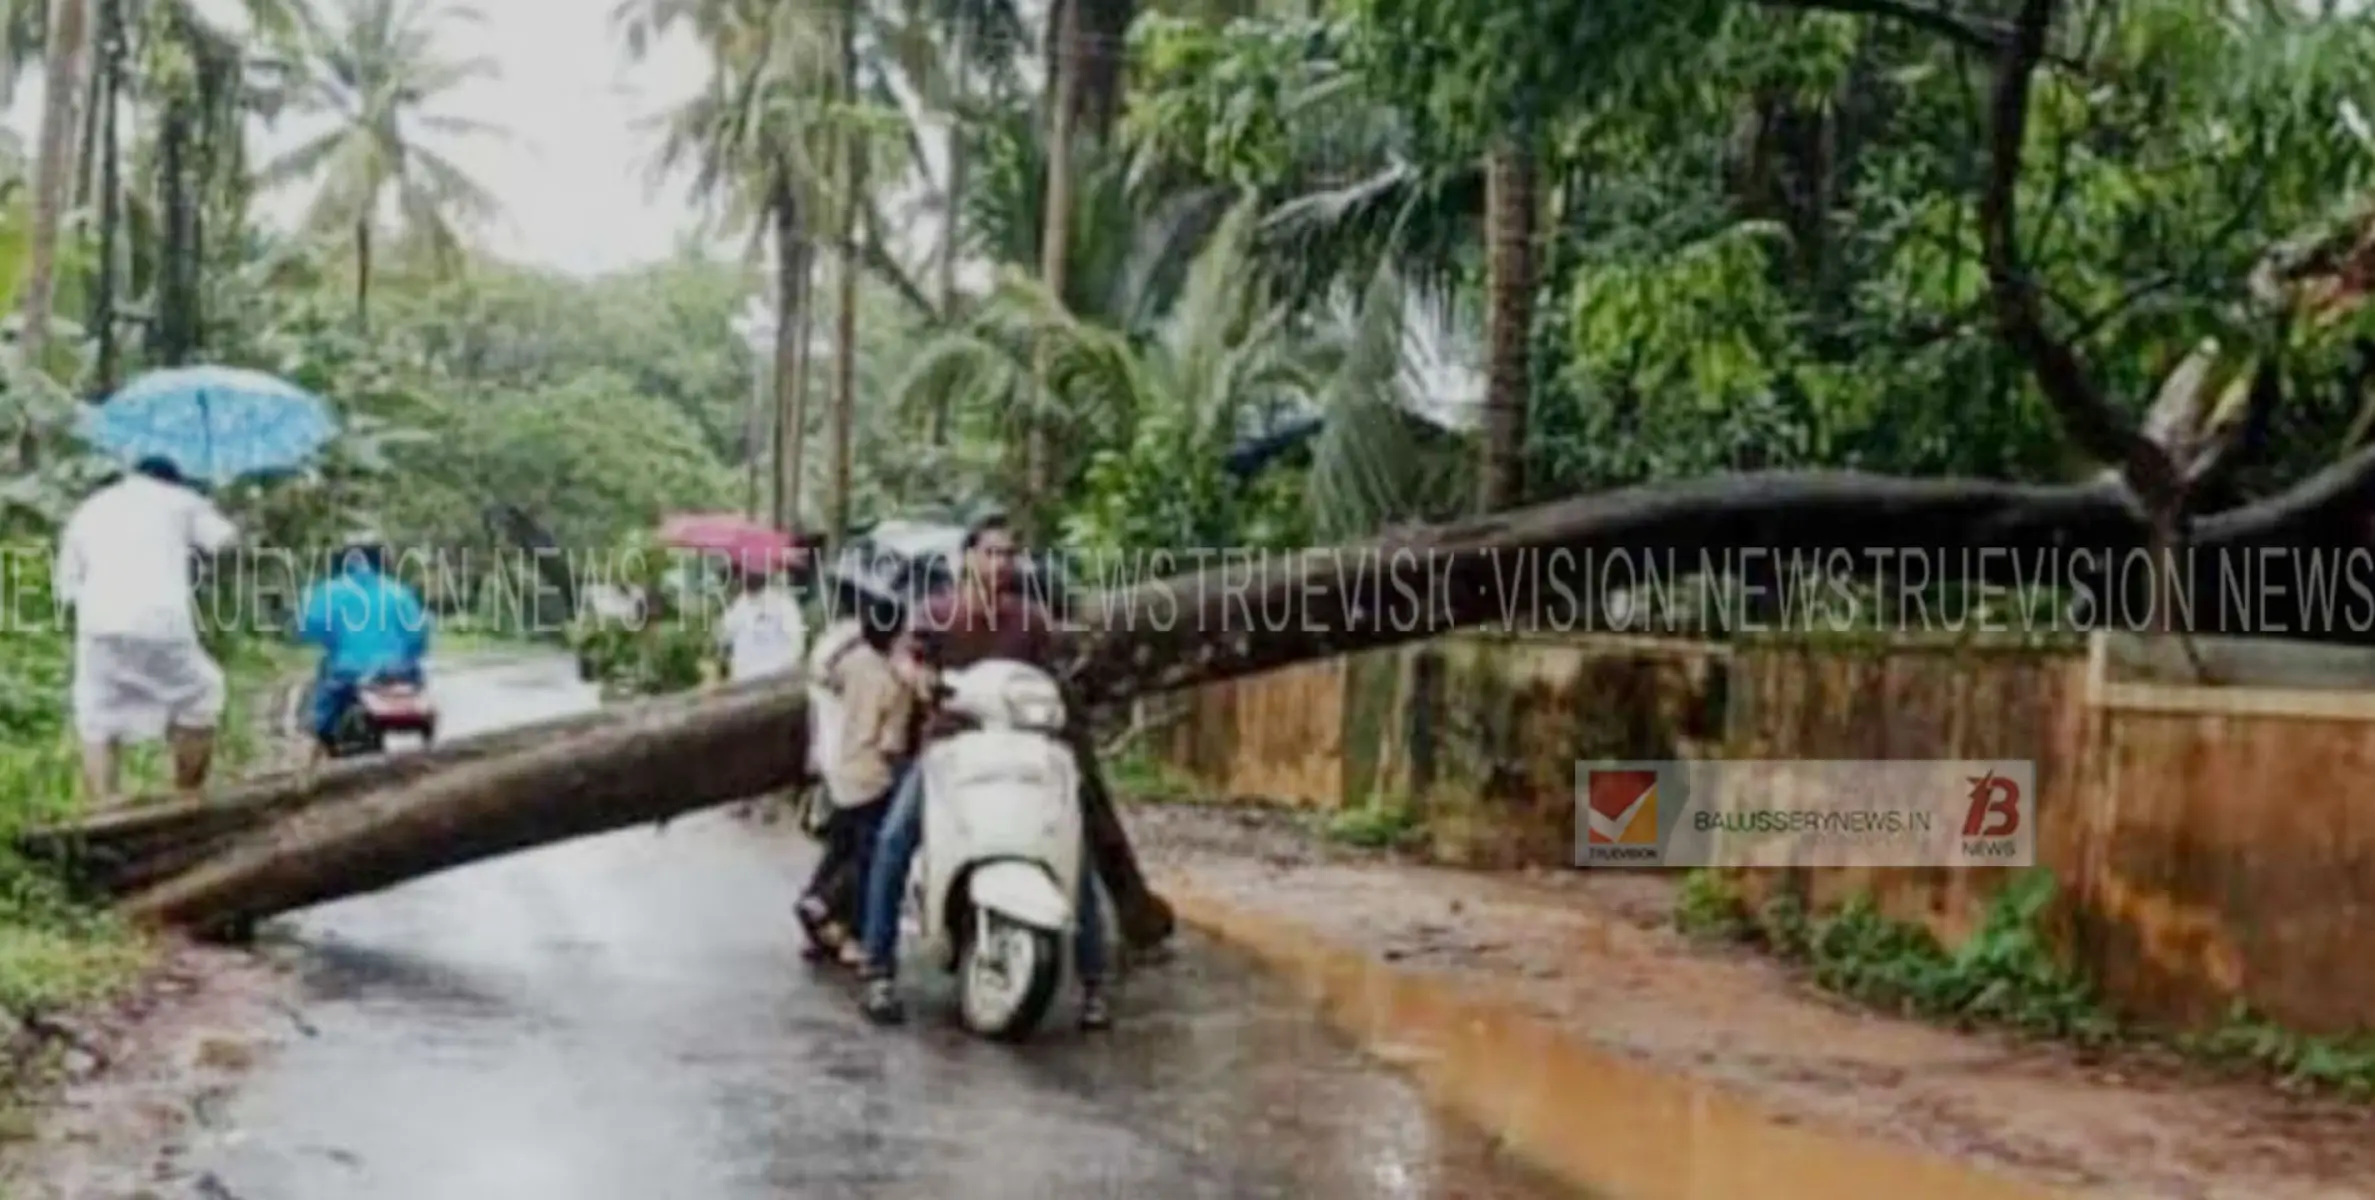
[{"left": 958, "top": 913, "right": 1061, "bottom": 1042}]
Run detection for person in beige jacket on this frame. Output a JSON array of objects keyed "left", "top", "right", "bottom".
[{"left": 796, "top": 591, "right": 917, "bottom": 963}]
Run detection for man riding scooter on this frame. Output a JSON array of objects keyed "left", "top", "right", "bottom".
[
  {"left": 296, "top": 533, "right": 432, "bottom": 763},
  {"left": 855, "top": 513, "right": 1113, "bottom": 1031}
]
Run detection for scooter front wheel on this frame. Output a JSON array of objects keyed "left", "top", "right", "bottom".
[{"left": 958, "top": 913, "right": 1061, "bottom": 1042}]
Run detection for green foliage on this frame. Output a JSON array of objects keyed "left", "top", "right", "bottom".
[
  {"left": 1104, "top": 747, "right": 1207, "bottom": 803},
  {"left": 0, "top": 548, "right": 290, "bottom": 1018},
  {"left": 1680, "top": 869, "right": 2375, "bottom": 1095},
  {"left": 1126, "top": 16, "right": 1334, "bottom": 191},
  {"left": 562, "top": 533, "right": 718, "bottom": 698},
  {"left": 2186, "top": 1004, "right": 2375, "bottom": 1099},
  {"left": 1679, "top": 869, "right": 2115, "bottom": 1043},
  {"left": 445, "top": 370, "right": 736, "bottom": 554},
  {"left": 1343, "top": 0, "right": 1725, "bottom": 159},
  {"left": 379, "top": 259, "right": 760, "bottom": 459},
  {"left": 1323, "top": 790, "right": 1426, "bottom": 851}
]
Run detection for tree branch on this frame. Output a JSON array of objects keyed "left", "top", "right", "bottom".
[
  {"left": 1756, "top": 0, "right": 2090, "bottom": 71},
  {"left": 1976, "top": 0, "right": 2169, "bottom": 499}
]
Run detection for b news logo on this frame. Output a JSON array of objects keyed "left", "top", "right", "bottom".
[{"left": 1960, "top": 769, "right": 2024, "bottom": 859}]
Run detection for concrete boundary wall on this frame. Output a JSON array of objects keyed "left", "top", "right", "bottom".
[{"left": 1146, "top": 631, "right": 2375, "bottom": 1035}]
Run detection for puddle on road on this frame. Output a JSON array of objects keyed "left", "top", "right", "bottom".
[{"left": 1180, "top": 889, "right": 2076, "bottom": 1200}]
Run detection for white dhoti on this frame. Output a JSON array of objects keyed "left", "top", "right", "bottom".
[{"left": 72, "top": 634, "right": 226, "bottom": 743}]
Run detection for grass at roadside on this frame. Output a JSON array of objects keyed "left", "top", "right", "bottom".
[
  {"left": 0, "top": 634, "right": 298, "bottom": 1033},
  {"left": 1675, "top": 868, "right": 2375, "bottom": 1098}
]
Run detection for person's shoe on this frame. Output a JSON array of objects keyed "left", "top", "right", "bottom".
[
  {"left": 836, "top": 940, "right": 869, "bottom": 969},
  {"left": 860, "top": 974, "right": 905, "bottom": 1025},
  {"left": 1078, "top": 984, "right": 1113, "bottom": 1032},
  {"left": 795, "top": 896, "right": 831, "bottom": 948}
]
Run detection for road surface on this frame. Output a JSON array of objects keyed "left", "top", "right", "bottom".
[{"left": 172, "top": 654, "right": 1570, "bottom": 1199}]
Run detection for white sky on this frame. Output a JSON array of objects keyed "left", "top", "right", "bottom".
[
  {"left": 4, "top": 0, "right": 723, "bottom": 276},
  {"left": 0, "top": 0, "right": 1480, "bottom": 422}
]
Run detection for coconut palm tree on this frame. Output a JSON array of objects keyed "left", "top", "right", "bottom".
[
  {"left": 18, "top": 0, "right": 92, "bottom": 366},
  {"left": 259, "top": 0, "right": 502, "bottom": 329},
  {"left": 896, "top": 196, "right": 1447, "bottom": 536},
  {"left": 629, "top": 0, "right": 922, "bottom": 532},
  {"left": 631, "top": 0, "right": 840, "bottom": 531}
]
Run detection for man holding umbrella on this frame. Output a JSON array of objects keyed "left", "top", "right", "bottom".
[
  {"left": 65, "top": 365, "right": 338, "bottom": 801},
  {"left": 56, "top": 456, "right": 240, "bottom": 802}
]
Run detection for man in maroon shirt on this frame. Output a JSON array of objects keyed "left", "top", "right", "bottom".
[{"left": 857, "top": 514, "right": 1115, "bottom": 1029}]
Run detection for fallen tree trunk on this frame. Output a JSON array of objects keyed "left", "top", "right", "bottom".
[
  {"left": 120, "top": 677, "right": 815, "bottom": 933},
  {"left": 104, "top": 453, "right": 2375, "bottom": 936},
  {"left": 1053, "top": 455, "right": 2375, "bottom": 703},
  {"left": 19, "top": 683, "right": 738, "bottom": 894}
]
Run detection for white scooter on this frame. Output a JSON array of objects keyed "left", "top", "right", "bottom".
[{"left": 904, "top": 658, "right": 1085, "bottom": 1041}]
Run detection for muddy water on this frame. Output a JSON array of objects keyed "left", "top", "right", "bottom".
[
  {"left": 164, "top": 656, "right": 1570, "bottom": 1200},
  {"left": 1179, "top": 885, "right": 2080, "bottom": 1200}
]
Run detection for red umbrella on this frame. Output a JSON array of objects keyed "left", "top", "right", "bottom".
[{"left": 657, "top": 512, "right": 806, "bottom": 574}]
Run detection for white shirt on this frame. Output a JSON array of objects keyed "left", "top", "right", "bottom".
[
  {"left": 719, "top": 587, "right": 806, "bottom": 680},
  {"left": 57, "top": 476, "right": 238, "bottom": 644}
]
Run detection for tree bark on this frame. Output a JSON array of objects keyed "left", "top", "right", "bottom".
[
  {"left": 354, "top": 218, "right": 373, "bottom": 331},
  {"left": 81, "top": 436, "right": 2375, "bottom": 938},
  {"left": 1477, "top": 142, "right": 1536, "bottom": 513},
  {"left": 118, "top": 677, "right": 818, "bottom": 934},
  {"left": 828, "top": 9, "right": 862, "bottom": 543},
  {"left": 931, "top": 26, "right": 971, "bottom": 447},
  {"left": 1028, "top": 0, "right": 1083, "bottom": 534},
  {"left": 21, "top": 685, "right": 736, "bottom": 893},
  {"left": 1042, "top": 0, "right": 1131, "bottom": 143},
  {"left": 155, "top": 98, "right": 198, "bottom": 366},
  {"left": 71, "top": 14, "right": 102, "bottom": 211},
  {"left": 770, "top": 168, "right": 813, "bottom": 533},
  {"left": 20, "top": 0, "right": 91, "bottom": 367},
  {"left": 90, "top": 2, "right": 119, "bottom": 394},
  {"left": 1049, "top": 454, "right": 2375, "bottom": 707}
]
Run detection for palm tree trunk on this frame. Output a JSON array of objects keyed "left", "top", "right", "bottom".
[
  {"left": 930, "top": 25, "right": 971, "bottom": 447},
  {"left": 770, "top": 169, "right": 814, "bottom": 533},
  {"left": 71, "top": 19, "right": 102, "bottom": 210},
  {"left": 91, "top": 7, "right": 119, "bottom": 394},
  {"left": 827, "top": 9, "right": 863, "bottom": 542},
  {"left": 1041, "top": 0, "right": 1130, "bottom": 143},
  {"left": 155, "top": 98, "right": 196, "bottom": 366},
  {"left": 20, "top": 0, "right": 92, "bottom": 369},
  {"left": 786, "top": 260, "right": 817, "bottom": 530},
  {"left": 1029, "top": 0, "right": 1084, "bottom": 533},
  {"left": 354, "top": 219, "right": 373, "bottom": 331},
  {"left": 1476, "top": 142, "right": 1536, "bottom": 513}
]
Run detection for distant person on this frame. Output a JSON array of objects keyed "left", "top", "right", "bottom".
[
  {"left": 717, "top": 559, "right": 806, "bottom": 682},
  {"left": 295, "top": 533, "right": 431, "bottom": 764},
  {"left": 55, "top": 456, "right": 240, "bottom": 803}
]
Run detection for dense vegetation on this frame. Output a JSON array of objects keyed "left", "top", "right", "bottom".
[{"left": 0, "top": 0, "right": 2370, "bottom": 1013}]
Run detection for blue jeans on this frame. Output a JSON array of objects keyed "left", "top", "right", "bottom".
[
  {"left": 860, "top": 765, "right": 1108, "bottom": 982},
  {"left": 310, "top": 661, "right": 423, "bottom": 742}
]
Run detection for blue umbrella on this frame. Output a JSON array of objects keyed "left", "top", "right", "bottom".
[{"left": 78, "top": 365, "right": 339, "bottom": 486}]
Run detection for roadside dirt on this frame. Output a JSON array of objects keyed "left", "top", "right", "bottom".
[
  {"left": 0, "top": 938, "right": 301, "bottom": 1200},
  {"left": 0, "top": 672, "right": 312, "bottom": 1198},
  {"left": 1130, "top": 801, "right": 2375, "bottom": 1200}
]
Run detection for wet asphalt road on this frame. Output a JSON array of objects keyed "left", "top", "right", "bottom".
[{"left": 181, "top": 654, "right": 1570, "bottom": 1199}]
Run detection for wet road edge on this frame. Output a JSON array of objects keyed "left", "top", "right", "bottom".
[{"left": 1160, "top": 880, "right": 2083, "bottom": 1200}]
